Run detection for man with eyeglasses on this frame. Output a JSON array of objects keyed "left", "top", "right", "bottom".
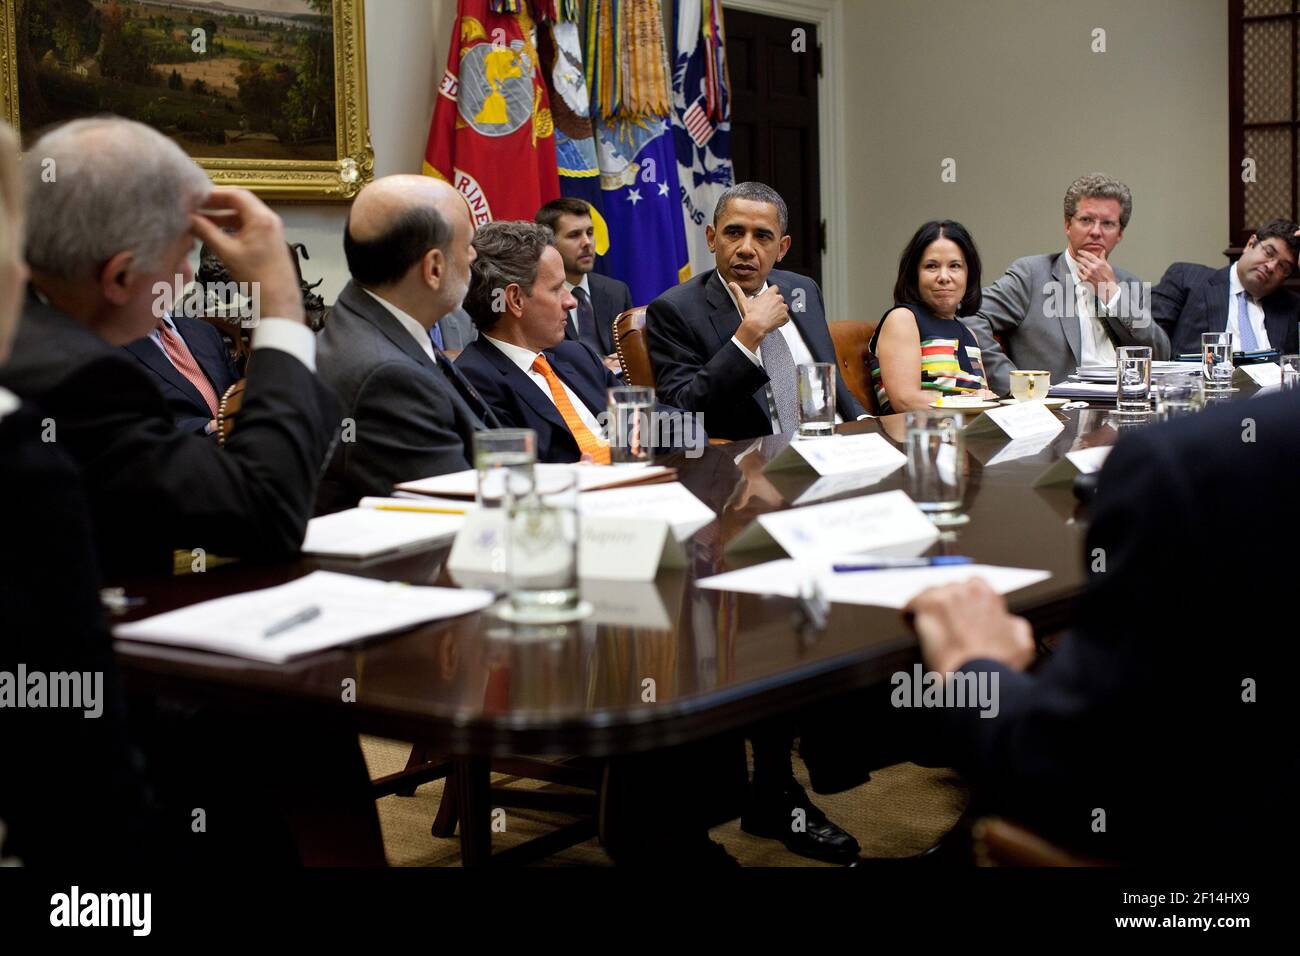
[
  {"left": 1151, "top": 218, "right": 1300, "bottom": 358},
  {"left": 962, "top": 173, "right": 1168, "bottom": 395}
]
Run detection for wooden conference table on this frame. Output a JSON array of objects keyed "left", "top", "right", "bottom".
[{"left": 110, "top": 406, "right": 1126, "bottom": 864}]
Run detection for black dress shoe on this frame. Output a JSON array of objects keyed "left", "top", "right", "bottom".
[{"left": 741, "top": 783, "right": 861, "bottom": 864}]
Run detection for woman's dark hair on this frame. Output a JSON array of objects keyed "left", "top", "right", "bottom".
[{"left": 892, "top": 220, "right": 983, "bottom": 317}]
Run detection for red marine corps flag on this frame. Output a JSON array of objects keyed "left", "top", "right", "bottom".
[{"left": 424, "top": 0, "right": 561, "bottom": 224}]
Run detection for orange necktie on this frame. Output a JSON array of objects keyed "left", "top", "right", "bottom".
[{"left": 531, "top": 353, "right": 610, "bottom": 464}]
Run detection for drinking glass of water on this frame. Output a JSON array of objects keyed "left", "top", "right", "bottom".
[
  {"left": 797, "top": 362, "right": 837, "bottom": 438},
  {"left": 1281, "top": 354, "right": 1300, "bottom": 391},
  {"left": 1154, "top": 370, "right": 1202, "bottom": 420},
  {"left": 506, "top": 469, "right": 585, "bottom": 623},
  {"left": 607, "top": 385, "right": 655, "bottom": 464},
  {"left": 905, "top": 411, "right": 967, "bottom": 525},
  {"left": 474, "top": 429, "right": 536, "bottom": 509},
  {"left": 1201, "top": 332, "right": 1234, "bottom": 392},
  {"left": 1116, "top": 346, "right": 1152, "bottom": 414}
]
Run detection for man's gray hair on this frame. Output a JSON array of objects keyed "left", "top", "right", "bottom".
[
  {"left": 24, "top": 117, "right": 212, "bottom": 281},
  {"left": 713, "top": 181, "right": 788, "bottom": 234},
  {"left": 1063, "top": 173, "right": 1133, "bottom": 230},
  {"left": 464, "top": 220, "right": 554, "bottom": 333}
]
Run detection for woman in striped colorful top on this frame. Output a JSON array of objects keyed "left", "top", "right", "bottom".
[{"left": 869, "top": 220, "right": 995, "bottom": 415}]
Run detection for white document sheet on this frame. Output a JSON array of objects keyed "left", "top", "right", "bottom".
[
  {"left": 302, "top": 508, "right": 466, "bottom": 559},
  {"left": 113, "top": 571, "right": 495, "bottom": 663},
  {"left": 697, "top": 560, "right": 1050, "bottom": 609},
  {"left": 396, "top": 463, "right": 674, "bottom": 498}
]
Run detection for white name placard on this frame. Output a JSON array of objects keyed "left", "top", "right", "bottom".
[
  {"left": 577, "top": 481, "right": 715, "bottom": 541},
  {"left": 1033, "top": 444, "right": 1112, "bottom": 487},
  {"left": 764, "top": 432, "right": 908, "bottom": 477},
  {"left": 1237, "top": 362, "right": 1282, "bottom": 388},
  {"left": 963, "top": 401, "right": 1065, "bottom": 441},
  {"left": 725, "top": 489, "right": 940, "bottom": 559}
]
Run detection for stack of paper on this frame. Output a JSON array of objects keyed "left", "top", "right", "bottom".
[
  {"left": 302, "top": 507, "right": 466, "bottom": 560},
  {"left": 113, "top": 571, "right": 495, "bottom": 663},
  {"left": 396, "top": 463, "right": 675, "bottom": 498}
]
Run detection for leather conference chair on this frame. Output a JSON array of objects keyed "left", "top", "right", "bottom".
[
  {"left": 611, "top": 306, "right": 654, "bottom": 388},
  {"left": 971, "top": 817, "right": 1110, "bottom": 867},
  {"left": 215, "top": 380, "right": 246, "bottom": 446},
  {"left": 828, "top": 319, "right": 879, "bottom": 415}
]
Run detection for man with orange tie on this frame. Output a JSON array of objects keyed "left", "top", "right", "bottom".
[
  {"left": 122, "top": 311, "right": 239, "bottom": 436},
  {"left": 457, "top": 220, "right": 701, "bottom": 463}
]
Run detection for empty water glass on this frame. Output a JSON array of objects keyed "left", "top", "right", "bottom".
[
  {"left": 905, "top": 412, "right": 966, "bottom": 525},
  {"left": 607, "top": 385, "right": 655, "bottom": 464},
  {"left": 797, "top": 362, "right": 837, "bottom": 437},
  {"left": 1201, "top": 332, "right": 1234, "bottom": 392},
  {"left": 1116, "top": 346, "right": 1152, "bottom": 413},
  {"left": 1154, "top": 370, "right": 1202, "bottom": 420}
]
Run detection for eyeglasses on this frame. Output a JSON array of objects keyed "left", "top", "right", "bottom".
[
  {"left": 1256, "top": 242, "right": 1296, "bottom": 278},
  {"left": 1072, "top": 215, "right": 1121, "bottom": 233}
]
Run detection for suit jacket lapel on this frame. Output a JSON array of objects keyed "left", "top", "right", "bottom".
[
  {"left": 480, "top": 340, "right": 569, "bottom": 433},
  {"left": 1262, "top": 289, "right": 1291, "bottom": 351},
  {"left": 1053, "top": 254, "right": 1082, "bottom": 364},
  {"left": 705, "top": 271, "right": 743, "bottom": 349},
  {"left": 1203, "top": 267, "right": 1231, "bottom": 339},
  {"left": 122, "top": 337, "right": 207, "bottom": 408}
]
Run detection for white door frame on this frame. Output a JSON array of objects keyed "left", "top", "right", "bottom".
[{"left": 721, "top": 0, "right": 846, "bottom": 314}]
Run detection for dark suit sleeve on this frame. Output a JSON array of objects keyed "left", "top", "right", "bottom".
[
  {"left": 176, "top": 412, "right": 215, "bottom": 437},
  {"left": 645, "top": 295, "right": 769, "bottom": 419},
  {"left": 962, "top": 261, "right": 1034, "bottom": 396},
  {"left": 1149, "top": 263, "right": 1191, "bottom": 344},
  {"left": 334, "top": 360, "right": 473, "bottom": 498},
  {"left": 934, "top": 431, "right": 1192, "bottom": 851},
  {"left": 46, "top": 347, "right": 333, "bottom": 570}
]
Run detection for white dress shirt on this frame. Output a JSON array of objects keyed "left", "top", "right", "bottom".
[
  {"left": 1226, "top": 264, "right": 1271, "bottom": 351},
  {"left": 1063, "top": 248, "right": 1121, "bottom": 366},
  {"left": 563, "top": 273, "right": 592, "bottom": 337},
  {"left": 483, "top": 335, "right": 605, "bottom": 437},
  {"left": 363, "top": 288, "right": 437, "bottom": 363}
]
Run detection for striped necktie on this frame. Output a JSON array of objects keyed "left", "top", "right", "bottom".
[
  {"left": 158, "top": 321, "right": 220, "bottom": 418},
  {"left": 531, "top": 353, "right": 610, "bottom": 463}
]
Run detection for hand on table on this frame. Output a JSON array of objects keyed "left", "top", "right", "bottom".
[{"left": 904, "top": 578, "right": 1035, "bottom": 676}]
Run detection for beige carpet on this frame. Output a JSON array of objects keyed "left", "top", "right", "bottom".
[{"left": 361, "top": 736, "right": 970, "bottom": 867}]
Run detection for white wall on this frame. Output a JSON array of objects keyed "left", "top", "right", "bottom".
[
  {"left": 837, "top": 0, "right": 1228, "bottom": 318},
  {"left": 278, "top": 0, "right": 1228, "bottom": 311},
  {"left": 273, "top": 0, "right": 456, "bottom": 301}
]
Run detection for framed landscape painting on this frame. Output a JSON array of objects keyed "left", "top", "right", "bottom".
[{"left": 0, "top": 0, "right": 373, "bottom": 200}]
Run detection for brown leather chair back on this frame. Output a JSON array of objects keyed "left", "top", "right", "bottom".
[
  {"left": 612, "top": 307, "right": 655, "bottom": 387},
  {"left": 828, "top": 319, "right": 879, "bottom": 415},
  {"left": 216, "top": 379, "right": 247, "bottom": 446},
  {"left": 971, "top": 817, "right": 1109, "bottom": 867}
]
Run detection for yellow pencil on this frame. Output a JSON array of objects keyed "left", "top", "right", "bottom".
[{"left": 370, "top": 504, "right": 467, "bottom": 515}]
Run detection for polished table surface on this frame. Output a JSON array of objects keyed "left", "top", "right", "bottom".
[{"left": 111, "top": 408, "right": 1124, "bottom": 757}]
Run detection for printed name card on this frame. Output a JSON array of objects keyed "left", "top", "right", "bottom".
[
  {"left": 764, "top": 432, "right": 908, "bottom": 477},
  {"left": 724, "top": 489, "right": 940, "bottom": 559},
  {"left": 962, "top": 400, "right": 1065, "bottom": 441},
  {"left": 446, "top": 510, "right": 684, "bottom": 583},
  {"left": 577, "top": 481, "right": 715, "bottom": 542},
  {"left": 1237, "top": 363, "right": 1282, "bottom": 388},
  {"left": 1033, "top": 445, "right": 1113, "bottom": 487}
]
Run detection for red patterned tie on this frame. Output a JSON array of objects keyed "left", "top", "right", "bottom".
[{"left": 158, "top": 321, "right": 220, "bottom": 418}]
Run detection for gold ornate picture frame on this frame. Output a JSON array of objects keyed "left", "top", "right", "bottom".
[{"left": 1, "top": 0, "right": 373, "bottom": 201}]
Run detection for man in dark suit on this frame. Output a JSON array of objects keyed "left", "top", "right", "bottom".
[
  {"left": 647, "top": 181, "right": 866, "bottom": 441},
  {"left": 121, "top": 312, "right": 239, "bottom": 436},
  {"left": 1152, "top": 217, "right": 1300, "bottom": 356},
  {"left": 456, "top": 221, "right": 703, "bottom": 464},
  {"left": 536, "top": 197, "right": 633, "bottom": 374},
  {"left": 0, "top": 117, "right": 336, "bottom": 575},
  {"left": 316, "top": 174, "right": 501, "bottom": 513},
  {"left": 905, "top": 394, "right": 1293, "bottom": 861}
]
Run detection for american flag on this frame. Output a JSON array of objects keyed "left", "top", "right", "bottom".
[{"left": 682, "top": 96, "right": 715, "bottom": 148}]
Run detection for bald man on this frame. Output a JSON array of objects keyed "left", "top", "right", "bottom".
[{"left": 316, "top": 175, "right": 501, "bottom": 512}]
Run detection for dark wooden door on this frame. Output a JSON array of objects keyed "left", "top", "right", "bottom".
[{"left": 725, "top": 8, "right": 823, "bottom": 285}]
